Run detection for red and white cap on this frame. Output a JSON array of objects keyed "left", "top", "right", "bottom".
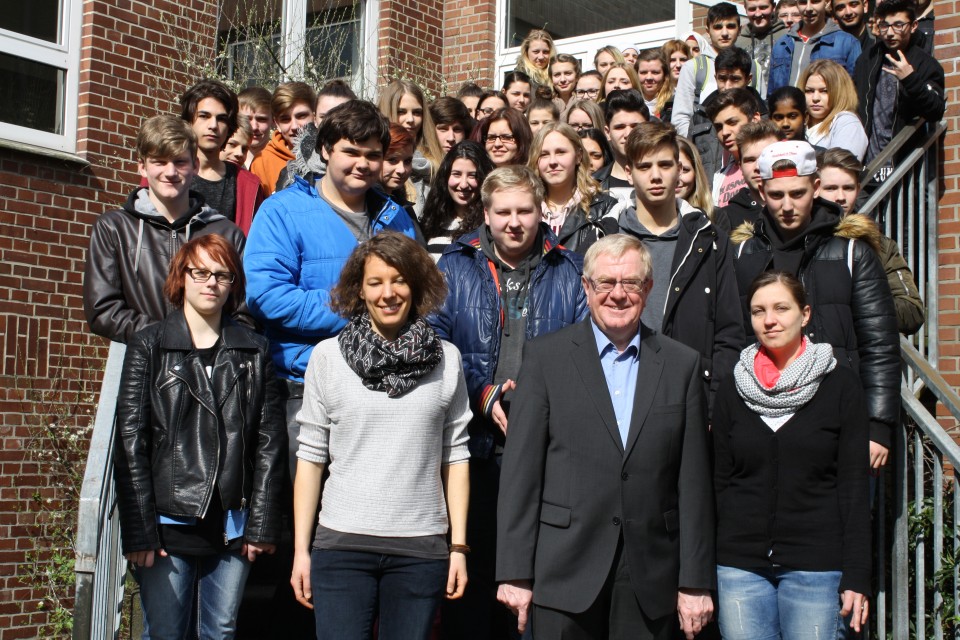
[{"left": 758, "top": 140, "right": 818, "bottom": 180}]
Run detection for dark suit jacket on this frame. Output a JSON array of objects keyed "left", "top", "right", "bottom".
[{"left": 495, "top": 320, "right": 716, "bottom": 619}]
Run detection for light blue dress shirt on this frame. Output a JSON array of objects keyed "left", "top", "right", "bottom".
[{"left": 591, "top": 320, "right": 641, "bottom": 446}]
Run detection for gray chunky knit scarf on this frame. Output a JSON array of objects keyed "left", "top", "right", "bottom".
[{"left": 733, "top": 339, "right": 837, "bottom": 417}]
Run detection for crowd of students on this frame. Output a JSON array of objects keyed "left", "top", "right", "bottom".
[{"left": 83, "top": 0, "right": 947, "bottom": 637}]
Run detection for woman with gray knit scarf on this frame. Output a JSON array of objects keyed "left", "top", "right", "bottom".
[
  {"left": 289, "top": 232, "right": 471, "bottom": 639},
  {"left": 711, "top": 271, "right": 871, "bottom": 639}
]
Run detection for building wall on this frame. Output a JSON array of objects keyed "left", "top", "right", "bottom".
[
  {"left": 0, "top": 0, "right": 217, "bottom": 635},
  {"left": 377, "top": 0, "right": 446, "bottom": 93},
  {"left": 0, "top": 0, "right": 957, "bottom": 635},
  {"left": 934, "top": 4, "right": 960, "bottom": 413},
  {"left": 442, "top": 0, "right": 498, "bottom": 91}
]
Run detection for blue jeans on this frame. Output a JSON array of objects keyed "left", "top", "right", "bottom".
[
  {"left": 717, "top": 565, "right": 842, "bottom": 640},
  {"left": 310, "top": 548, "right": 447, "bottom": 640},
  {"left": 134, "top": 550, "right": 251, "bottom": 639}
]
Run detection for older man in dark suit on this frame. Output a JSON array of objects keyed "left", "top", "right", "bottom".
[{"left": 496, "top": 234, "right": 716, "bottom": 639}]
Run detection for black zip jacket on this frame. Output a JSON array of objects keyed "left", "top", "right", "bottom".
[
  {"left": 730, "top": 202, "right": 900, "bottom": 447},
  {"left": 554, "top": 192, "right": 620, "bottom": 254},
  {"left": 83, "top": 188, "right": 247, "bottom": 343},
  {"left": 714, "top": 187, "right": 763, "bottom": 236},
  {"left": 854, "top": 39, "right": 945, "bottom": 146},
  {"left": 114, "top": 310, "right": 286, "bottom": 554},
  {"left": 618, "top": 202, "right": 744, "bottom": 412}
]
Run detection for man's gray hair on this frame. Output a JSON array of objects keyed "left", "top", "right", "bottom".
[{"left": 583, "top": 233, "right": 652, "bottom": 281}]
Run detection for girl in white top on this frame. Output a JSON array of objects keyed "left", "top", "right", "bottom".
[{"left": 800, "top": 59, "right": 869, "bottom": 161}]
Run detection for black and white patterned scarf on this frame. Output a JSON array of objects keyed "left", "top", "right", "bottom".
[
  {"left": 338, "top": 313, "right": 442, "bottom": 398},
  {"left": 733, "top": 339, "right": 837, "bottom": 417}
]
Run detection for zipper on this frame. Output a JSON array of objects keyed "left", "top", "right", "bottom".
[{"left": 663, "top": 219, "right": 710, "bottom": 318}]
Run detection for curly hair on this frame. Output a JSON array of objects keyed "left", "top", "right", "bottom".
[
  {"left": 420, "top": 141, "right": 495, "bottom": 242},
  {"left": 329, "top": 232, "right": 447, "bottom": 319}
]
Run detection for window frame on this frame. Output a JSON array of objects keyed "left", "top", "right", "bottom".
[
  {"left": 0, "top": 0, "right": 82, "bottom": 154},
  {"left": 493, "top": 0, "right": 693, "bottom": 82},
  {"left": 219, "top": 0, "right": 377, "bottom": 98}
]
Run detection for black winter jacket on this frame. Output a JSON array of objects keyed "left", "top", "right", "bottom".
[
  {"left": 730, "top": 202, "right": 900, "bottom": 447},
  {"left": 714, "top": 187, "right": 763, "bottom": 236},
  {"left": 555, "top": 192, "right": 620, "bottom": 255},
  {"left": 854, "top": 40, "right": 945, "bottom": 150},
  {"left": 83, "top": 188, "right": 247, "bottom": 343},
  {"left": 617, "top": 202, "right": 744, "bottom": 411},
  {"left": 114, "top": 311, "right": 287, "bottom": 554}
]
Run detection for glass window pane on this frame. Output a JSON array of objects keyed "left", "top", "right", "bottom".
[
  {"left": 0, "top": 0, "right": 61, "bottom": 43},
  {"left": 305, "top": 3, "right": 359, "bottom": 81},
  {"left": 0, "top": 52, "right": 63, "bottom": 134},
  {"left": 505, "top": 0, "right": 674, "bottom": 47}
]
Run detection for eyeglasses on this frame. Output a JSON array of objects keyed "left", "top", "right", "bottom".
[
  {"left": 477, "top": 107, "right": 497, "bottom": 116},
  {"left": 587, "top": 278, "right": 647, "bottom": 294},
  {"left": 187, "top": 268, "right": 236, "bottom": 285},
  {"left": 575, "top": 88, "right": 600, "bottom": 97},
  {"left": 877, "top": 20, "right": 912, "bottom": 32},
  {"left": 569, "top": 122, "right": 592, "bottom": 131},
  {"left": 484, "top": 133, "right": 516, "bottom": 145}
]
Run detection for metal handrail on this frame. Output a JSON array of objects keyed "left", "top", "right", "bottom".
[
  {"left": 860, "top": 118, "right": 926, "bottom": 183},
  {"left": 859, "top": 120, "right": 945, "bottom": 221},
  {"left": 878, "top": 340, "right": 960, "bottom": 640},
  {"left": 74, "top": 342, "right": 126, "bottom": 640}
]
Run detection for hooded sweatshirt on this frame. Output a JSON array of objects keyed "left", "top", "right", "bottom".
[
  {"left": 617, "top": 204, "right": 681, "bottom": 331},
  {"left": 735, "top": 19, "right": 789, "bottom": 96},
  {"left": 671, "top": 34, "right": 719, "bottom": 137},
  {"left": 83, "top": 188, "right": 246, "bottom": 343},
  {"left": 250, "top": 129, "right": 296, "bottom": 196}
]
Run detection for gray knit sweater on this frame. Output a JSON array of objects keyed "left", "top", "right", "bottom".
[{"left": 296, "top": 338, "right": 471, "bottom": 537}]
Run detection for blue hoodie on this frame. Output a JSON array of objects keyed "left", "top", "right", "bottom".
[{"left": 243, "top": 176, "right": 417, "bottom": 381}]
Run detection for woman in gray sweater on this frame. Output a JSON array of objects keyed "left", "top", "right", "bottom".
[{"left": 290, "top": 232, "right": 471, "bottom": 640}]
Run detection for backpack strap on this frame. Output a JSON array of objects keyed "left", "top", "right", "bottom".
[{"left": 694, "top": 55, "right": 709, "bottom": 101}]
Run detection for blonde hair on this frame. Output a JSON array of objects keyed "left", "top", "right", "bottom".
[
  {"left": 516, "top": 29, "right": 557, "bottom": 86},
  {"left": 136, "top": 114, "right": 197, "bottom": 161},
  {"left": 637, "top": 48, "right": 673, "bottom": 117},
  {"left": 377, "top": 79, "right": 444, "bottom": 172},
  {"left": 600, "top": 64, "right": 642, "bottom": 101},
  {"left": 677, "top": 137, "right": 715, "bottom": 218},
  {"left": 798, "top": 60, "right": 859, "bottom": 139},
  {"left": 593, "top": 46, "right": 626, "bottom": 70},
  {"left": 564, "top": 99, "right": 606, "bottom": 130},
  {"left": 527, "top": 122, "right": 601, "bottom": 215},
  {"left": 480, "top": 165, "right": 545, "bottom": 209}
]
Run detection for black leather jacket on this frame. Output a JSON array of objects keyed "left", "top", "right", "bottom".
[
  {"left": 83, "top": 188, "right": 247, "bottom": 344},
  {"left": 555, "top": 193, "right": 620, "bottom": 254},
  {"left": 730, "top": 203, "right": 900, "bottom": 447},
  {"left": 114, "top": 310, "right": 286, "bottom": 554}
]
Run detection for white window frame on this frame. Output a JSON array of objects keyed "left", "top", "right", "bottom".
[
  {"left": 0, "top": 0, "right": 82, "bottom": 154},
  {"left": 223, "top": 0, "right": 377, "bottom": 98}
]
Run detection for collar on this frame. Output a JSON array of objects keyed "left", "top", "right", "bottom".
[
  {"left": 590, "top": 318, "right": 641, "bottom": 358},
  {"left": 159, "top": 308, "right": 259, "bottom": 351}
]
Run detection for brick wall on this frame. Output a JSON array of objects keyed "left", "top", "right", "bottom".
[
  {"left": 0, "top": 0, "right": 217, "bottom": 635},
  {"left": 442, "top": 0, "right": 498, "bottom": 91},
  {"left": 934, "top": 0, "right": 960, "bottom": 428},
  {"left": 377, "top": 0, "right": 446, "bottom": 94}
]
